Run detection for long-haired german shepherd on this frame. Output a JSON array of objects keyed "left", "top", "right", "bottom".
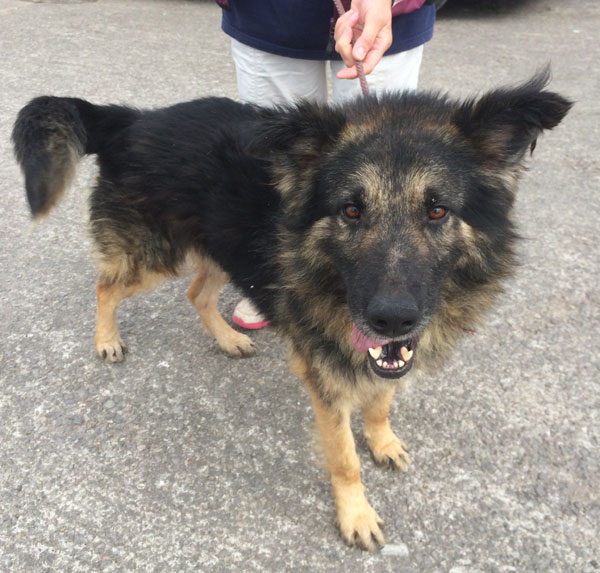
[{"left": 12, "top": 70, "right": 571, "bottom": 550}]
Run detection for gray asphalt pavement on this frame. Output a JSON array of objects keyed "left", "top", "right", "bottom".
[{"left": 0, "top": 0, "right": 598, "bottom": 571}]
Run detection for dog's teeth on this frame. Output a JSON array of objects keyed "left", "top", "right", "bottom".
[
  {"left": 400, "top": 347, "right": 413, "bottom": 362},
  {"left": 368, "top": 346, "right": 383, "bottom": 360},
  {"left": 397, "top": 360, "right": 405, "bottom": 368},
  {"left": 376, "top": 359, "right": 384, "bottom": 367}
]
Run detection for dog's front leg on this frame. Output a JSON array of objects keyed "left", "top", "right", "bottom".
[
  {"left": 362, "top": 386, "right": 411, "bottom": 471},
  {"left": 301, "top": 373, "right": 385, "bottom": 550}
]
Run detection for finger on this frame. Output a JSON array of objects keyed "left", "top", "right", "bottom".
[
  {"left": 334, "top": 9, "right": 359, "bottom": 38},
  {"left": 335, "top": 25, "right": 357, "bottom": 69},
  {"left": 358, "top": 34, "right": 390, "bottom": 75},
  {"left": 337, "top": 32, "right": 388, "bottom": 79},
  {"left": 352, "top": 14, "right": 391, "bottom": 63},
  {"left": 336, "top": 65, "right": 358, "bottom": 80},
  {"left": 334, "top": 11, "right": 360, "bottom": 68}
]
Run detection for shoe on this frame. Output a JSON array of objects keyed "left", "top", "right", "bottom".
[{"left": 232, "top": 297, "right": 270, "bottom": 330}]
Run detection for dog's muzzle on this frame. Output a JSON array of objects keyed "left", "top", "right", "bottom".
[{"left": 351, "top": 325, "right": 417, "bottom": 380}]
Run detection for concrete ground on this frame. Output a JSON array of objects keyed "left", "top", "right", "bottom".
[{"left": 0, "top": 0, "right": 598, "bottom": 571}]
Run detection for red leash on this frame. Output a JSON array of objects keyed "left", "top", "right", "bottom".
[{"left": 332, "top": 0, "right": 370, "bottom": 96}]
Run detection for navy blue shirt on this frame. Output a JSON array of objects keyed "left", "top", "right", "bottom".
[{"left": 221, "top": 1, "right": 435, "bottom": 61}]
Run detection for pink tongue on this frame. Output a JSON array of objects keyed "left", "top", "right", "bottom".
[{"left": 351, "top": 324, "right": 389, "bottom": 353}]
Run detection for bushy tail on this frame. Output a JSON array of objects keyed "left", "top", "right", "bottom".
[{"left": 12, "top": 96, "right": 138, "bottom": 218}]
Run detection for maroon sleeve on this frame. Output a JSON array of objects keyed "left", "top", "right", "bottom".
[
  {"left": 339, "top": 0, "right": 427, "bottom": 18},
  {"left": 392, "top": 0, "right": 428, "bottom": 16}
]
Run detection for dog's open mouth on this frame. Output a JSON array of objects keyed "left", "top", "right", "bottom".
[{"left": 352, "top": 325, "right": 417, "bottom": 380}]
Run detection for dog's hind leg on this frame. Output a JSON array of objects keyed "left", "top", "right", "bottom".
[
  {"left": 362, "top": 386, "right": 411, "bottom": 471},
  {"left": 187, "top": 258, "right": 256, "bottom": 358},
  {"left": 95, "top": 271, "right": 165, "bottom": 362}
]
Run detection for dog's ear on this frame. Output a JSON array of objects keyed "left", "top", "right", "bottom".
[
  {"left": 454, "top": 68, "right": 573, "bottom": 167},
  {"left": 248, "top": 101, "right": 346, "bottom": 170}
]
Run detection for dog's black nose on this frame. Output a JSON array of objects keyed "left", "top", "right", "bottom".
[{"left": 367, "top": 294, "right": 420, "bottom": 338}]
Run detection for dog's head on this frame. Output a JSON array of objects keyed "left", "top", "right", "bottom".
[{"left": 260, "top": 70, "right": 572, "bottom": 380}]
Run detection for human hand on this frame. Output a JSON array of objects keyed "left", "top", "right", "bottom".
[{"left": 334, "top": 0, "right": 393, "bottom": 80}]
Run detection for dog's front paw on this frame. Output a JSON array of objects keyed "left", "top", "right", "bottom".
[
  {"left": 96, "top": 338, "right": 127, "bottom": 362},
  {"left": 369, "top": 436, "right": 411, "bottom": 471},
  {"left": 219, "top": 331, "right": 256, "bottom": 358},
  {"left": 337, "top": 498, "right": 385, "bottom": 551}
]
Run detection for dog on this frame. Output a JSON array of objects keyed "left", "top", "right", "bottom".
[{"left": 12, "top": 70, "right": 571, "bottom": 550}]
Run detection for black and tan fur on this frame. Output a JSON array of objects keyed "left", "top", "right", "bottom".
[{"left": 12, "top": 70, "right": 571, "bottom": 549}]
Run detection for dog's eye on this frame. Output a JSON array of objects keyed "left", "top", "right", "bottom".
[
  {"left": 343, "top": 204, "right": 361, "bottom": 221},
  {"left": 428, "top": 205, "right": 449, "bottom": 221}
]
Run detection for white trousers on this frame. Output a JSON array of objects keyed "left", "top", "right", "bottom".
[{"left": 231, "top": 38, "right": 424, "bottom": 105}]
